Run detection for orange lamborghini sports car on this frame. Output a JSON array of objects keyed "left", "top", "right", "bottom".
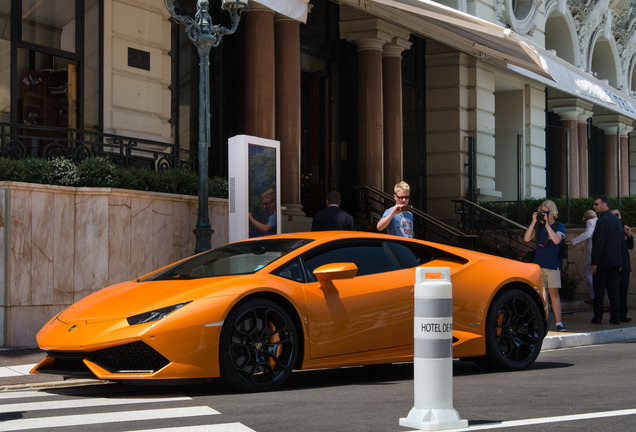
[{"left": 32, "top": 231, "right": 548, "bottom": 392}]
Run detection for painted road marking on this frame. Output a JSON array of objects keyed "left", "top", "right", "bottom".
[
  {"left": 430, "top": 408, "right": 636, "bottom": 431},
  {"left": 0, "top": 395, "right": 191, "bottom": 413},
  {"left": 0, "top": 406, "right": 220, "bottom": 431}
]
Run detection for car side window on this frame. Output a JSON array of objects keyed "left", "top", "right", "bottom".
[
  {"left": 303, "top": 243, "right": 399, "bottom": 282},
  {"left": 272, "top": 258, "right": 307, "bottom": 282},
  {"left": 386, "top": 241, "right": 434, "bottom": 269}
]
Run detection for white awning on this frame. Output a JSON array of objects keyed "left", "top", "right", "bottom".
[
  {"left": 342, "top": 0, "right": 636, "bottom": 121},
  {"left": 340, "top": 0, "right": 551, "bottom": 79},
  {"left": 508, "top": 48, "right": 636, "bottom": 121},
  {"left": 253, "top": 0, "right": 308, "bottom": 23}
]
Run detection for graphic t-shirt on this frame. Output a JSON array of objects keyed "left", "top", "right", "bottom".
[{"left": 382, "top": 209, "right": 414, "bottom": 238}]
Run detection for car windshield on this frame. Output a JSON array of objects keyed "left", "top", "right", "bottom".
[{"left": 142, "top": 238, "right": 314, "bottom": 281}]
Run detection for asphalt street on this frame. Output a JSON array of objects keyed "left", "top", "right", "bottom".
[{"left": 1, "top": 340, "right": 634, "bottom": 432}]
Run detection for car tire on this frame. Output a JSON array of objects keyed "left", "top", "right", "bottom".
[
  {"left": 477, "top": 288, "right": 544, "bottom": 371},
  {"left": 219, "top": 299, "right": 298, "bottom": 392}
]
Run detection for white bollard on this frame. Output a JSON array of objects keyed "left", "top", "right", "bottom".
[{"left": 399, "top": 267, "right": 468, "bottom": 431}]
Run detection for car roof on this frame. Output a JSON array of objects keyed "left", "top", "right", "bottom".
[{"left": 240, "top": 231, "right": 419, "bottom": 243}]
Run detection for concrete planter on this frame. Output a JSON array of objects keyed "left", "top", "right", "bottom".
[{"left": 0, "top": 181, "right": 228, "bottom": 347}]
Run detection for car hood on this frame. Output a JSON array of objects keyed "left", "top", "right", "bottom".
[{"left": 57, "top": 276, "right": 241, "bottom": 324}]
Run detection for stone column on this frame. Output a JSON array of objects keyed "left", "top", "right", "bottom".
[
  {"left": 382, "top": 36, "right": 411, "bottom": 192},
  {"left": 630, "top": 133, "right": 636, "bottom": 195},
  {"left": 425, "top": 40, "right": 499, "bottom": 222},
  {"left": 340, "top": 8, "right": 403, "bottom": 190},
  {"left": 549, "top": 101, "right": 593, "bottom": 198},
  {"left": 274, "top": 13, "right": 310, "bottom": 231},
  {"left": 522, "top": 85, "right": 549, "bottom": 199},
  {"left": 577, "top": 108, "right": 593, "bottom": 197},
  {"left": 595, "top": 115, "right": 634, "bottom": 196},
  {"left": 345, "top": 32, "right": 389, "bottom": 189},
  {"left": 620, "top": 132, "right": 631, "bottom": 196},
  {"left": 244, "top": 4, "right": 275, "bottom": 139}
]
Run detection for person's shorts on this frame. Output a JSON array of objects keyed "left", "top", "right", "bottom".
[{"left": 541, "top": 268, "right": 562, "bottom": 289}]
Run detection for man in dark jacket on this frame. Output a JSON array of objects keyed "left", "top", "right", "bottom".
[
  {"left": 590, "top": 195, "right": 623, "bottom": 324},
  {"left": 311, "top": 190, "right": 355, "bottom": 231},
  {"left": 611, "top": 208, "right": 633, "bottom": 322}
]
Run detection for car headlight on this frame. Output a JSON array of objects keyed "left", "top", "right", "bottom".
[{"left": 127, "top": 301, "right": 192, "bottom": 325}]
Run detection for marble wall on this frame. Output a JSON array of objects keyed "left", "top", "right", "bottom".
[{"left": 0, "top": 181, "right": 228, "bottom": 347}]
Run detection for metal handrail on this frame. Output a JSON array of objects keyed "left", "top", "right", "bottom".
[
  {"left": 454, "top": 198, "right": 533, "bottom": 261},
  {"left": 355, "top": 185, "right": 476, "bottom": 248}
]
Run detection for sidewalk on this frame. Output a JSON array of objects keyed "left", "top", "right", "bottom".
[
  {"left": 1, "top": 300, "right": 635, "bottom": 391},
  {"left": 543, "top": 298, "right": 636, "bottom": 349}
]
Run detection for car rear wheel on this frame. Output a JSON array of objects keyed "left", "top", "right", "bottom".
[
  {"left": 219, "top": 299, "right": 298, "bottom": 392},
  {"left": 478, "top": 288, "right": 544, "bottom": 371}
]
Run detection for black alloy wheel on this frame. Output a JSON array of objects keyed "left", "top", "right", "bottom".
[
  {"left": 478, "top": 288, "right": 544, "bottom": 371},
  {"left": 219, "top": 299, "right": 298, "bottom": 392}
]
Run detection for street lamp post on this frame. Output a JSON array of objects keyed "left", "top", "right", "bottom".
[{"left": 165, "top": 0, "right": 248, "bottom": 253}]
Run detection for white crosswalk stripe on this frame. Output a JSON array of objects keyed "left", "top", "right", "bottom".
[
  {"left": 125, "top": 425, "right": 257, "bottom": 432},
  {"left": 0, "top": 395, "right": 191, "bottom": 413},
  {"left": 0, "top": 388, "right": 256, "bottom": 432},
  {"left": 0, "top": 406, "right": 219, "bottom": 431}
]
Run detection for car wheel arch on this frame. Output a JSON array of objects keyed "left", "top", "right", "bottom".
[
  {"left": 477, "top": 282, "right": 546, "bottom": 371},
  {"left": 223, "top": 292, "right": 306, "bottom": 369},
  {"left": 491, "top": 281, "right": 547, "bottom": 325}
]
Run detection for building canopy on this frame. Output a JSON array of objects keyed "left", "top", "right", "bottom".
[
  {"left": 254, "top": 0, "right": 308, "bottom": 23},
  {"left": 341, "top": 0, "right": 636, "bottom": 121}
]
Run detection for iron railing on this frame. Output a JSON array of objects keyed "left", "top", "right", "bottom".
[
  {"left": 356, "top": 185, "right": 477, "bottom": 248},
  {"left": 454, "top": 198, "right": 534, "bottom": 261},
  {"left": 0, "top": 122, "right": 196, "bottom": 171}
]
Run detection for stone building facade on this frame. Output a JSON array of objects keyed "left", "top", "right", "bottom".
[{"left": 1, "top": 0, "right": 635, "bottom": 224}]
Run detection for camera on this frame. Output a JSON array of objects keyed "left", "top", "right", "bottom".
[{"left": 536, "top": 210, "right": 549, "bottom": 223}]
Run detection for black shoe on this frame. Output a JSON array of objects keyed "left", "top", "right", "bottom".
[
  {"left": 591, "top": 317, "right": 602, "bottom": 324},
  {"left": 620, "top": 317, "right": 632, "bottom": 323},
  {"left": 609, "top": 318, "right": 621, "bottom": 325}
]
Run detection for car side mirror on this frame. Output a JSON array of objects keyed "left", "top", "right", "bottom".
[{"left": 313, "top": 262, "right": 358, "bottom": 282}]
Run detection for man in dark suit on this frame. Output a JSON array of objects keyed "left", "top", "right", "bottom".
[
  {"left": 311, "top": 190, "right": 355, "bottom": 231},
  {"left": 611, "top": 208, "right": 633, "bottom": 323},
  {"left": 590, "top": 195, "right": 623, "bottom": 324}
]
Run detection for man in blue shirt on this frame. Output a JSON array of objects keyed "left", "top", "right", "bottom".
[
  {"left": 377, "top": 181, "right": 414, "bottom": 238},
  {"left": 524, "top": 199, "right": 567, "bottom": 331}
]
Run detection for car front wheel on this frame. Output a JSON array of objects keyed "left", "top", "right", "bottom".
[
  {"left": 478, "top": 288, "right": 544, "bottom": 371},
  {"left": 219, "top": 299, "right": 298, "bottom": 392}
]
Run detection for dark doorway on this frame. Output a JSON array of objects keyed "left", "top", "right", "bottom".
[{"left": 300, "top": 73, "right": 329, "bottom": 217}]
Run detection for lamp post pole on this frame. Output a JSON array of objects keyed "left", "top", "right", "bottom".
[{"left": 165, "top": 0, "right": 248, "bottom": 253}]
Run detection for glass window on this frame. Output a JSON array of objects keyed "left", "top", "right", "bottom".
[
  {"left": 22, "top": 0, "right": 76, "bottom": 53},
  {"left": 143, "top": 238, "right": 313, "bottom": 281},
  {"left": 303, "top": 243, "right": 399, "bottom": 282},
  {"left": 386, "top": 241, "right": 434, "bottom": 269},
  {"left": 0, "top": 2, "right": 10, "bottom": 122},
  {"left": 272, "top": 258, "right": 307, "bottom": 283},
  {"left": 83, "top": 0, "right": 100, "bottom": 130},
  {"left": 18, "top": 48, "right": 77, "bottom": 130}
]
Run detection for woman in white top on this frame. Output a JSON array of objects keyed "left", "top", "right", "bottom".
[{"left": 570, "top": 209, "right": 597, "bottom": 303}]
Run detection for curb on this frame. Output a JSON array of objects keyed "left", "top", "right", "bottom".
[{"left": 542, "top": 326, "right": 636, "bottom": 350}]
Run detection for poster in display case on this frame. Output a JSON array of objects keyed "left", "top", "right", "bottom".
[{"left": 228, "top": 135, "right": 281, "bottom": 242}]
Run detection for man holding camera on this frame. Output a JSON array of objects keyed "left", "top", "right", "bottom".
[{"left": 524, "top": 200, "right": 567, "bottom": 332}]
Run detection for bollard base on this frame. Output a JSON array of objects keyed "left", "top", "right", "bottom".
[{"left": 399, "top": 407, "right": 468, "bottom": 431}]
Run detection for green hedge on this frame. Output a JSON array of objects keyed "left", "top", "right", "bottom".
[
  {"left": 480, "top": 196, "right": 635, "bottom": 227},
  {"left": 0, "top": 157, "right": 228, "bottom": 198}
]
